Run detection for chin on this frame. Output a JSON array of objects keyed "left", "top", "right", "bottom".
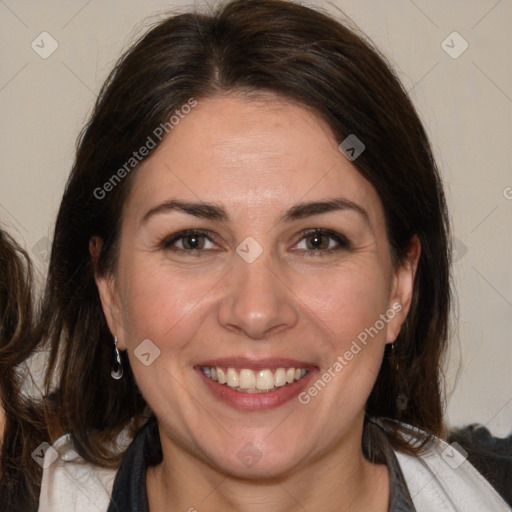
[{"left": 202, "top": 442, "right": 305, "bottom": 480}]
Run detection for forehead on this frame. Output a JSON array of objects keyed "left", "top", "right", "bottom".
[{"left": 124, "top": 94, "right": 385, "bottom": 225}]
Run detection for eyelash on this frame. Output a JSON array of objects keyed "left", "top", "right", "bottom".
[
  {"left": 160, "top": 229, "right": 220, "bottom": 254},
  {"left": 159, "top": 228, "right": 351, "bottom": 255},
  {"left": 293, "top": 229, "right": 351, "bottom": 254}
]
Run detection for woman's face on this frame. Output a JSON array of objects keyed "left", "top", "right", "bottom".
[{"left": 97, "top": 94, "right": 417, "bottom": 477}]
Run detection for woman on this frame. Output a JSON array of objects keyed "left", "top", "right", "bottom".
[
  {"left": 0, "top": 229, "right": 48, "bottom": 511},
  {"left": 37, "top": 0, "right": 511, "bottom": 510}
]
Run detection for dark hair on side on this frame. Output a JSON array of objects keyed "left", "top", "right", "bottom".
[
  {"left": 0, "top": 229, "right": 49, "bottom": 511},
  {"left": 41, "top": 0, "right": 450, "bottom": 466}
]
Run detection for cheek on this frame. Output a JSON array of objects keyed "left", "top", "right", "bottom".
[
  {"left": 290, "top": 260, "right": 392, "bottom": 343},
  {"left": 119, "top": 258, "right": 222, "bottom": 350},
  {"left": 117, "top": 260, "right": 223, "bottom": 419}
]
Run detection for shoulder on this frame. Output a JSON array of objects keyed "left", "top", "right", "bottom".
[
  {"left": 390, "top": 421, "right": 512, "bottom": 512},
  {"left": 448, "top": 423, "right": 512, "bottom": 507},
  {"left": 38, "top": 431, "right": 131, "bottom": 512}
]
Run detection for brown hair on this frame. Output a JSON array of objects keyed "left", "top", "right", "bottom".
[
  {"left": 41, "top": 0, "right": 450, "bottom": 466},
  {"left": 0, "top": 229, "right": 48, "bottom": 510}
]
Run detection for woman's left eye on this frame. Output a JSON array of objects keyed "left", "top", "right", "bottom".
[{"left": 294, "top": 229, "right": 350, "bottom": 253}]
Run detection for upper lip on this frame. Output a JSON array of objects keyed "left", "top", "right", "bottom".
[{"left": 195, "top": 357, "right": 317, "bottom": 371}]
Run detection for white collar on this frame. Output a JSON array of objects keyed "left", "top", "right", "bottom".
[{"left": 391, "top": 422, "right": 511, "bottom": 511}]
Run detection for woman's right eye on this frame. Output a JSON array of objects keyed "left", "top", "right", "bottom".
[{"left": 161, "top": 230, "right": 218, "bottom": 252}]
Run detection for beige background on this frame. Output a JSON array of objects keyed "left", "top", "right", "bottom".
[{"left": 1, "top": 0, "right": 511, "bottom": 435}]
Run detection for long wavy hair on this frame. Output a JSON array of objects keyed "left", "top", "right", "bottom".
[
  {"left": 0, "top": 229, "right": 48, "bottom": 511},
  {"left": 41, "top": 0, "right": 450, "bottom": 467}
]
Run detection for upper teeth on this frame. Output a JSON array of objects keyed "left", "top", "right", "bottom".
[{"left": 201, "top": 366, "right": 308, "bottom": 391}]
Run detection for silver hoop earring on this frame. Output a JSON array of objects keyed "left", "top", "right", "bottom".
[{"left": 111, "top": 336, "right": 124, "bottom": 380}]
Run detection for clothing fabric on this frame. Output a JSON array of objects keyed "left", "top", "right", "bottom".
[
  {"left": 38, "top": 433, "right": 116, "bottom": 512},
  {"left": 448, "top": 423, "right": 512, "bottom": 507},
  {"left": 38, "top": 431, "right": 131, "bottom": 512},
  {"left": 39, "top": 418, "right": 512, "bottom": 512}
]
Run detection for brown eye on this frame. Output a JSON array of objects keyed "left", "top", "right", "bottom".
[
  {"left": 305, "top": 232, "right": 331, "bottom": 250},
  {"left": 181, "top": 233, "right": 206, "bottom": 250},
  {"left": 161, "top": 230, "right": 217, "bottom": 252},
  {"left": 295, "top": 229, "right": 350, "bottom": 253}
]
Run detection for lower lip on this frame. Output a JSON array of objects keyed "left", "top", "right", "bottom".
[{"left": 196, "top": 368, "right": 318, "bottom": 411}]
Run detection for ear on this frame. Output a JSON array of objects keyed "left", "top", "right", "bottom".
[
  {"left": 385, "top": 236, "right": 421, "bottom": 343},
  {"left": 89, "top": 237, "right": 126, "bottom": 350}
]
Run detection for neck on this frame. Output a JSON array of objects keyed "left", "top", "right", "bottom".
[{"left": 147, "top": 420, "right": 389, "bottom": 512}]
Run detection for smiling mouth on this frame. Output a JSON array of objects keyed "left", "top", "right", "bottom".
[{"left": 199, "top": 366, "right": 309, "bottom": 393}]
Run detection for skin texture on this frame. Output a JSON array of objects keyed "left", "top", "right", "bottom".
[{"left": 96, "top": 94, "right": 420, "bottom": 511}]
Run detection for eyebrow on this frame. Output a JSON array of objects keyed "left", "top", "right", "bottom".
[
  {"left": 141, "top": 198, "right": 370, "bottom": 226},
  {"left": 280, "top": 198, "right": 370, "bottom": 225},
  {"left": 141, "top": 200, "right": 229, "bottom": 225}
]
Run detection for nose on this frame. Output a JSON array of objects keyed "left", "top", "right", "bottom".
[{"left": 217, "top": 251, "right": 299, "bottom": 340}]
